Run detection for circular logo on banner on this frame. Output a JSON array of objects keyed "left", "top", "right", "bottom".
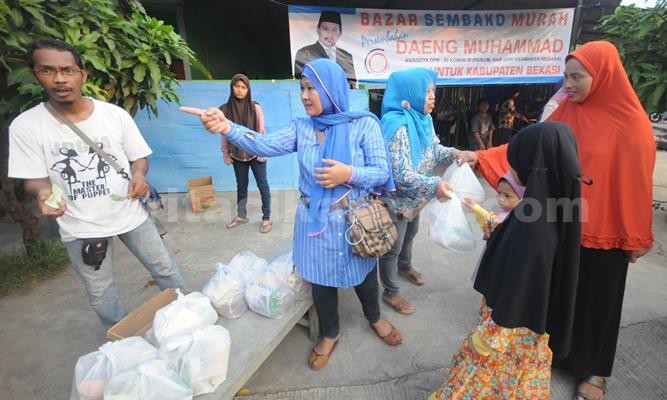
[{"left": 364, "top": 49, "right": 389, "bottom": 75}]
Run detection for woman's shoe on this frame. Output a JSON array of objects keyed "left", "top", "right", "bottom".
[
  {"left": 308, "top": 337, "right": 340, "bottom": 370},
  {"left": 370, "top": 319, "right": 402, "bottom": 346}
]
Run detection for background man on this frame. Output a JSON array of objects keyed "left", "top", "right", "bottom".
[{"left": 294, "top": 10, "right": 356, "bottom": 84}]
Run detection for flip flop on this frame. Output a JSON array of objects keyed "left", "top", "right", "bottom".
[
  {"left": 259, "top": 220, "right": 272, "bottom": 233},
  {"left": 226, "top": 217, "right": 248, "bottom": 229}
]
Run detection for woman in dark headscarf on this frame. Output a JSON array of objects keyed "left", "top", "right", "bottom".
[
  {"left": 220, "top": 74, "right": 272, "bottom": 233},
  {"left": 182, "top": 59, "right": 400, "bottom": 371},
  {"left": 431, "top": 121, "right": 582, "bottom": 399}
]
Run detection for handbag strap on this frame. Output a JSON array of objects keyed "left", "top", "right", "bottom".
[{"left": 44, "top": 101, "right": 131, "bottom": 181}]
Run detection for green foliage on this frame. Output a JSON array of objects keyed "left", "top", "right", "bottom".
[
  {"left": 0, "top": 238, "right": 69, "bottom": 297},
  {"left": 0, "top": 0, "right": 210, "bottom": 117},
  {"left": 596, "top": 2, "right": 667, "bottom": 113}
]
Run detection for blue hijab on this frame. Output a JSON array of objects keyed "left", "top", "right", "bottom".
[
  {"left": 380, "top": 68, "right": 437, "bottom": 169},
  {"left": 303, "top": 59, "right": 394, "bottom": 236}
]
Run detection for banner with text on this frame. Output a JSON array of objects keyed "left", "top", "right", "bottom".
[{"left": 288, "top": 6, "right": 574, "bottom": 85}]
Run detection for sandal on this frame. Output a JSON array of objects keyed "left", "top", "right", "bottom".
[
  {"left": 370, "top": 319, "right": 402, "bottom": 346},
  {"left": 575, "top": 375, "right": 606, "bottom": 400},
  {"left": 308, "top": 337, "right": 339, "bottom": 370},
  {"left": 398, "top": 268, "right": 425, "bottom": 285},
  {"left": 259, "top": 220, "right": 272, "bottom": 233},
  {"left": 383, "top": 294, "right": 415, "bottom": 315},
  {"left": 226, "top": 217, "right": 248, "bottom": 229}
]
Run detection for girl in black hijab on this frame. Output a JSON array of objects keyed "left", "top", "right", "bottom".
[
  {"left": 431, "top": 121, "right": 583, "bottom": 399},
  {"left": 220, "top": 74, "right": 272, "bottom": 233}
]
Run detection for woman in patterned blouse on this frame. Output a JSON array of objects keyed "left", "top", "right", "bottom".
[{"left": 378, "top": 68, "right": 458, "bottom": 315}]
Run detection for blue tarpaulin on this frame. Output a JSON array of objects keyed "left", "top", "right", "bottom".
[{"left": 134, "top": 80, "right": 370, "bottom": 192}]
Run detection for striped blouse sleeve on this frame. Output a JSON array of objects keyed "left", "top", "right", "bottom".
[
  {"left": 225, "top": 120, "right": 297, "bottom": 157},
  {"left": 349, "top": 117, "right": 390, "bottom": 190}
]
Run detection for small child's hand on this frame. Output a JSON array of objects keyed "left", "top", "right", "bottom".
[{"left": 462, "top": 197, "right": 478, "bottom": 210}]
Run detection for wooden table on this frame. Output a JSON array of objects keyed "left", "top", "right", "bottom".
[{"left": 198, "top": 298, "right": 318, "bottom": 400}]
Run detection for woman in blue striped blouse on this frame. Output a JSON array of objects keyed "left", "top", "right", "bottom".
[
  {"left": 182, "top": 59, "right": 402, "bottom": 370},
  {"left": 379, "top": 68, "right": 458, "bottom": 315}
]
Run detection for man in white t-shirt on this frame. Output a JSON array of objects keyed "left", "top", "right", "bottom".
[{"left": 8, "top": 38, "right": 185, "bottom": 328}]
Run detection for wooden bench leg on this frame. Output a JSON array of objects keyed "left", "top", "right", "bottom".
[{"left": 307, "top": 304, "right": 319, "bottom": 342}]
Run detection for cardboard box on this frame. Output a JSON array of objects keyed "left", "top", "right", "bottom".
[
  {"left": 188, "top": 176, "right": 217, "bottom": 213},
  {"left": 106, "top": 288, "right": 178, "bottom": 341}
]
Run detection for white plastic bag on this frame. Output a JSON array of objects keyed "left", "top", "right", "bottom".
[
  {"left": 246, "top": 270, "right": 295, "bottom": 319},
  {"left": 202, "top": 263, "right": 248, "bottom": 319},
  {"left": 443, "top": 162, "right": 485, "bottom": 203},
  {"left": 152, "top": 289, "right": 218, "bottom": 345},
  {"left": 427, "top": 194, "right": 476, "bottom": 252},
  {"left": 267, "top": 252, "right": 311, "bottom": 301},
  {"left": 226, "top": 251, "right": 268, "bottom": 285},
  {"left": 104, "top": 359, "right": 193, "bottom": 400},
  {"left": 69, "top": 337, "right": 157, "bottom": 400},
  {"left": 158, "top": 325, "right": 231, "bottom": 396}
]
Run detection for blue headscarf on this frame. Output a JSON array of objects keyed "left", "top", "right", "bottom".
[
  {"left": 380, "top": 68, "right": 437, "bottom": 169},
  {"left": 302, "top": 59, "right": 394, "bottom": 236}
]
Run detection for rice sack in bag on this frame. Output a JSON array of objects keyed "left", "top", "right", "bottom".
[
  {"left": 245, "top": 269, "right": 295, "bottom": 319},
  {"left": 202, "top": 263, "right": 248, "bottom": 319},
  {"left": 103, "top": 359, "right": 192, "bottom": 400},
  {"left": 158, "top": 325, "right": 231, "bottom": 396},
  {"left": 69, "top": 337, "right": 157, "bottom": 400},
  {"left": 152, "top": 289, "right": 218, "bottom": 345}
]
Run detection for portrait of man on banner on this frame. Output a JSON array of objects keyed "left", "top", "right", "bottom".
[{"left": 293, "top": 11, "right": 356, "bottom": 84}]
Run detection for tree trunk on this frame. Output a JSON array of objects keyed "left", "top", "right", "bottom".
[{"left": 1, "top": 113, "right": 41, "bottom": 249}]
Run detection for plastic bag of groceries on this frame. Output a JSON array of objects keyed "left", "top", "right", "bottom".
[
  {"left": 152, "top": 289, "right": 218, "bottom": 345},
  {"left": 202, "top": 263, "right": 248, "bottom": 319},
  {"left": 103, "top": 359, "right": 192, "bottom": 400},
  {"left": 245, "top": 270, "right": 295, "bottom": 319},
  {"left": 225, "top": 251, "right": 268, "bottom": 285},
  {"left": 267, "top": 252, "right": 311, "bottom": 301},
  {"left": 158, "top": 325, "right": 231, "bottom": 396},
  {"left": 442, "top": 162, "right": 485, "bottom": 203},
  {"left": 427, "top": 193, "right": 476, "bottom": 253},
  {"left": 69, "top": 337, "right": 157, "bottom": 400}
]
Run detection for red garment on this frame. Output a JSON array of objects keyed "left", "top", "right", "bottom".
[{"left": 476, "top": 41, "right": 655, "bottom": 250}]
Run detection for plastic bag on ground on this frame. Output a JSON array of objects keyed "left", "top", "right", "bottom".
[
  {"left": 225, "top": 251, "right": 268, "bottom": 285},
  {"left": 69, "top": 337, "right": 157, "bottom": 400},
  {"left": 103, "top": 359, "right": 193, "bottom": 400},
  {"left": 427, "top": 193, "right": 476, "bottom": 253},
  {"left": 158, "top": 325, "right": 231, "bottom": 396},
  {"left": 202, "top": 263, "right": 248, "bottom": 319},
  {"left": 443, "top": 162, "right": 485, "bottom": 203},
  {"left": 267, "top": 252, "right": 311, "bottom": 301},
  {"left": 246, "top": 270, "right": 295, "bottom": 319},
  {"left": 152, "top": 289, "right": 218, "bottom": 345}
]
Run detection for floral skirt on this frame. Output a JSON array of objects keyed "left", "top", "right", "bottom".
[{"left": 430, "top": 301, "right": 552, "bottom": 400}]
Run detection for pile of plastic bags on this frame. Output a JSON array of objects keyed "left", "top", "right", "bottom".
[
  {"left": 428, "top": 163, "right": 484, "bottom": 253},
  {"left": 71, "top": 291, "right": 231, "bottom": 399},
  {"left": 201, "top": 250, "right": 309, "bottom": 320}
]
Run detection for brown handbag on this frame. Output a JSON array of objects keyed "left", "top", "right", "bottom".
[{"left": 343, "top": 196, "right": 397, "bottom": 258}]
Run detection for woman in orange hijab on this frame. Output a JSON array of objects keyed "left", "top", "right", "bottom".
[{"left": 457, "top": 41, "right": 655, "bottom": 399}]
